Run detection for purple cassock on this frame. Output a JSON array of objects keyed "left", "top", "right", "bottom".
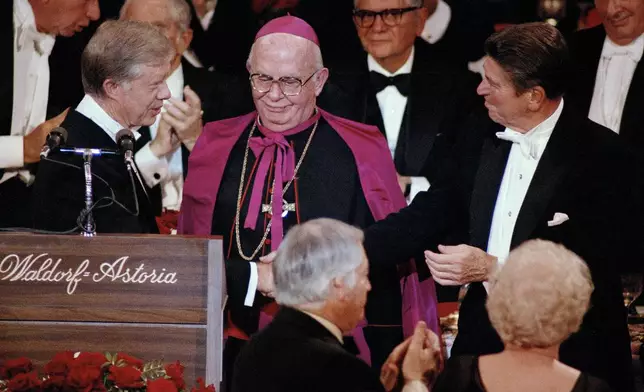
[{"left": 178, "top": 107, "right": 440, "bottom": 364}]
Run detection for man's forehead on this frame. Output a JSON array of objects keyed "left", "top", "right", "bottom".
[{"left": 356, "top": 0, "right": 410, "bottom": 10}]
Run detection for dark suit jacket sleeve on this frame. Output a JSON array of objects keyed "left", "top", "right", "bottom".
[
  {"left": 363, "top": 174, "right": 460, "bottom": 267},
  {"left": 225, "top": 258, "right": 252, "bottom": 306}
]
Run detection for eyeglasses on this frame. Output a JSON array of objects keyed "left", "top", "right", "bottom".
[
  {"left": 249, "top": 70, "right": 319, "bottom": 96},
  {"left": 352, "top": 7, "right": 421, "bottom": 28}
]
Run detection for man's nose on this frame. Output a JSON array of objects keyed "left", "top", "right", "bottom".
[{"left": 87, "top": 0, "right": 100, "bottom": 21}]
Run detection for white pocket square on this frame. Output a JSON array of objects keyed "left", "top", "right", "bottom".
[{"left": 548, "top": 212, "right": 569, "bottom": 227}]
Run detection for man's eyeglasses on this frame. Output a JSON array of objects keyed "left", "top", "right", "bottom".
[
  {"left": 249, "top": 70, "right": 319, "bottom": 96},
  {"left": 352, "top": 7, "right": 421, "bottom": 28}
]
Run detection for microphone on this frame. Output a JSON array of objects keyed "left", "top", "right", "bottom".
[
  {"left": 116, "top": 129, "right": 150, "bottom": 203},
  {"left": 40, "top": 127, "right": 68, "bottom": 159},
  {"left": 116, "top": 129, "right": 135, "bottom": 162}
]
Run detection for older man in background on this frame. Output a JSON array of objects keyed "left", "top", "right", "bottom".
[
  {"left": 0, "top": 0, "right": 100, "bottom": 228},
  {"left": 120, "top": 0, "right": 252, "bottom": 224},
  {"left": 32, "top": 20, "right": 201, "bottom": 234},
  {"left": 179, "top": 15, "right": 438, "bottom": 388},
  {"left": 233, "top": 218, "right": 441, "bottom": 392}
]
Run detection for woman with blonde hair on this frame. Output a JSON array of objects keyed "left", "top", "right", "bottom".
[{"left": 433, "top": 239, "right": 612, "bottom": 392}]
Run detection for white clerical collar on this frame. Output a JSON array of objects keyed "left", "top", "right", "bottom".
[
  {"left": 420, "top": 0, "right": 451, "bottom": 44},
  {"left": 603, "top": 33, "right": 644, "bottom": 63},
  {"left": 367, "top": 46, "right": 415, "bottom": 76},
  {"left": 14, "top": 0, "right": 55, "bottom": 56},
  {"left": 76, "top": 94, "right": 142, "bottom": 143},
  {"left": 300, "top": 310, "right": 344, "bottom": 344},
  {"left": 166, "top": 63, "right": 185, "bottom": 100},
  {"left": 503, "top": 98, "right": 564, "bottom": 159}
]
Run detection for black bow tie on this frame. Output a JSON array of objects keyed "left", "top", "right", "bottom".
[{"left": 369, "top": 71, "right": 411, "bottom": 97}]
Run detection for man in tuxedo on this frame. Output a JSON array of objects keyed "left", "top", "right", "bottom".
[
  {"left": 324, "top": 0, "right": 479, "bottom": 203},
  {"left": 363, "top": 22, "right": 639, "bottom": 392},
  {"left": 233, "top": 218, "right": 440, "bottom": 392},
  {"left": 120, "top": 0, "right": 253, "bottom": 222},
  {"left": 32, "top": 20, "right": 202, "bottom": 234},
  {"left": 0, "top": 0, "right": 100, "bottom": 228},
  {"left": 568, "top": 0, "right": 644, "bottom": 158}
]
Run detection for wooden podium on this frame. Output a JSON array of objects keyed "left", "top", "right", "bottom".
[{"left": 0, "top": 233, "right": 225, "bottom": 386}]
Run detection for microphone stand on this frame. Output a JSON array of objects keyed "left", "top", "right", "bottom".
[
  {"left": 81, "top": 150, "right": 96, "bottom": 237},
  {"left": 58, "top": 147, "right": 119, "bottom": 237}
]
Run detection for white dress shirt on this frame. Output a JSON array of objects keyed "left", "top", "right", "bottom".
[
  {"left": 367, "top": 49, "right": 430, "bottom": 203},
  {"left": 588, "top": 34, "right": 644, "bottom": 133},
  {"left": 150, "top": 64, "right": 185, "bottom": 211},
  {"left": 75, "top": 94, "right": 169, "bottom": 187},
  {"left": 420, "top": 0, "right": 451, "bottom": 44},
  {"left": 1, "top": 0, "right": 56, "bottom": 184},
  {"left": 486, "top": 99, "right": 564, "bottom": 290}
]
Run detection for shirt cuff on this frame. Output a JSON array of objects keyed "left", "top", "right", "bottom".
[
  {"left": 244, "top": 262, "right": 258, "bottom": 307},
  {"left": 0, "top": 136, "right": 24, "bottom": 169},
  {"left": 134, "top": 142, "right": 169, "bottom": 188},
  {"left": 483, "top": 254, "right": 507, "bottom": 293},
  {"left": 408, "top": 176, "right": 431, "bottom": 203},
  {"left": 402, "top": 380, "right": 429, "bottom": 392}
]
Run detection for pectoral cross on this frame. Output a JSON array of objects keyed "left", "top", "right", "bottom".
[{"left": 262, "top": 199, "right": 296, "bottom": 218}]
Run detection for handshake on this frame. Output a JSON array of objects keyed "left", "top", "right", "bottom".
[{"left": 380, "top": 321, "right": 443, "bottom": 392}]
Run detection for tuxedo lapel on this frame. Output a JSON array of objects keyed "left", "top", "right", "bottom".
[
  {"left": 469, "top": 135, "right": 510, "bottom": 250},
  {"left": 402, "top": 43, "right": 446, "bottom": 176},
  {"left": 619, "top": 58, "right": 644, "bottom": 143},
  {"left": 510, "top": 108, "right": 574, "bottom": 247}
]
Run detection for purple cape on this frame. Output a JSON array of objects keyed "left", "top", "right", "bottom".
[{"left": 178, "top": 108, "right": 439, "bottom": 364}]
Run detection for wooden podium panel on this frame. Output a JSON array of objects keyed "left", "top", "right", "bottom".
[{"left": 0, "top": 233, "right": 225, "bottom": 386}]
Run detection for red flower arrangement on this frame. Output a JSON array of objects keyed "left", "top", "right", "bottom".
[{"left": 0, "top": 353, "right": 215, "bottom": 392}]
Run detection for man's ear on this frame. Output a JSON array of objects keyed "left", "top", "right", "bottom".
[
  {"left": 102, "top": 78, "right": 123, "bottom": 100},
  {"left": 180, "top": 28, "right": 193, "bottom": 54},
  {"left": 526, "top": 86, "right": 547, "bottom": 112},
  {"left": 314, "top": 67, "right": 329, "bottom": 96}
]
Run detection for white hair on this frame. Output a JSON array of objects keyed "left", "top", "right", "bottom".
[
  {"left": 273, "top": 219, "right": 365, "bottom": 308},
  {"left": 246, "top": 33, "right": 324, "bottom": 72},
  {"left": 353, "top": 0, "right": 423, "bottom": 7},
  {"left": 120, "top": 0, "right": 192, "bottom": 32}
]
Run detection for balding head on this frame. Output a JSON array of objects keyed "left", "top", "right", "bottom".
[
  {"left": 120, "top": 0, "right": 193, "bottom": 70},
  {"left": 246, "top": 33, "right": 329, "bottom": 132}
]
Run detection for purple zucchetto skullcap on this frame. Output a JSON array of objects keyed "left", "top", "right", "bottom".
[{"left": 254, "top": 15, "right": 319, "bottom": 46}]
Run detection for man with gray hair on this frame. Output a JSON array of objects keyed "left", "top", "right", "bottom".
[
  {"left": 31, "top": 20, "right": 201, "bottom": 233},
  {"left": 233, "top": 218, "right": 441, "bottom": 392},
  {"left": 120, "top": 0, "right": 251, "bottom": 221}
]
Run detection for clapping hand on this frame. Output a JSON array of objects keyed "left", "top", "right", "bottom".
[{"left": 162, "top": 86, "right": 203, "bottom": 151}]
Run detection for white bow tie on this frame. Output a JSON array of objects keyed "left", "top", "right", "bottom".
[
  {"left": 496, "top": 130, "right": 538, "bottom": 160},
  {"left": 17, "top": 25, "right": 55, "bottom": 57},
  {"left": 603, "top": 39, "right": 643, "bottom": 63}
]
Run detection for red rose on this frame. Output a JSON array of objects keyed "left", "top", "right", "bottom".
[
  {"left": 148, "top": 378, "right": 178, "bottom": 392},
  {"left": 1, "top": 357, "right": 33, "bottom": 379},
  {"left": 107, "top": 365, "right": 144, "bottom": 389},
  {"left": 113, "top": 353, "right": 143, "bottom": 368},
  {"left": 67, "top": 365, "right": 104, "bottom": 392},
  {"left": 164, "top": 361, "right": 185, "bottom": 390},
  {"left": 75, "top": 353, "right": 108, "bottom": 369},
  {"left": 155, "top": 210, "right": 180, "bottom": 235},
  {"left": 7, "top": 371, "right": 41, "bottom": 392},
  {"left": 190, "top": 378, "right": 216, "bottom": 392},
  {"left": 44, "top": 351, "right": 75, "bottom": 376}
]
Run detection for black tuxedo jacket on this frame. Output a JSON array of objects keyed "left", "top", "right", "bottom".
[
  {"left": 364, "top": 104, "right": 640, "bottom": 392},
  {"left": 568, "top": 26, "right": 644, "bottom": 151},
  {"left": 1, "top": 0, "right": 13, "bottom": 140},
  {"left": 232, "top": 306, "right": 385, "bottom": 392},
  {"left": 320, "top": 39, "right": 480, "bottom": 182},
  {"left": 31, "top": 110, "right": 159, "bottom": 234}
]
